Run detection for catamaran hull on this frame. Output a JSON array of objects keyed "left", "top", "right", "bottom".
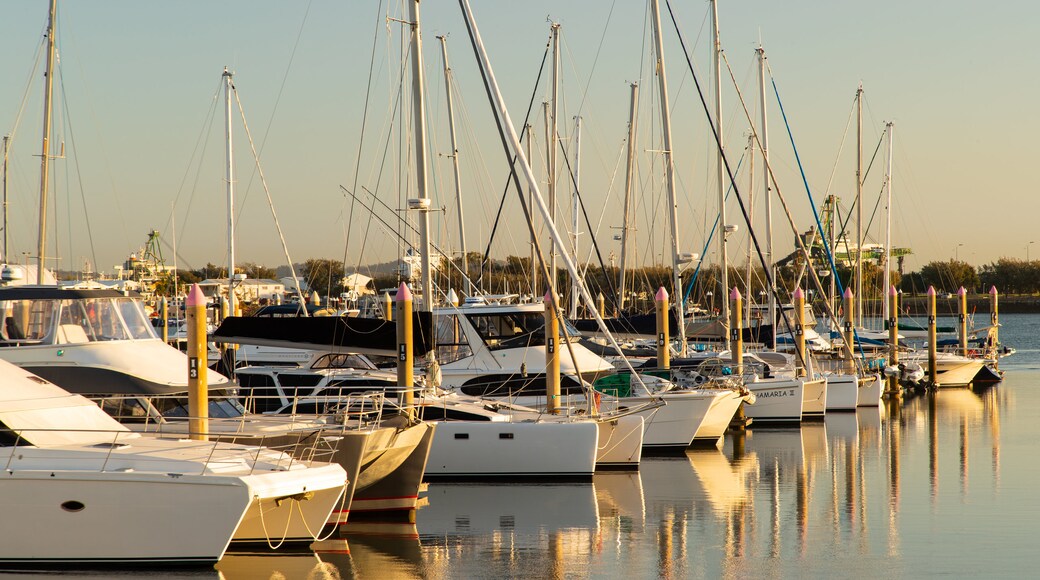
[
  {"left": 425, "top": 420, "right": 599, "bottom": 479},
  {"left": 610, "top": 391, "right": 715, "bottom": 451},
  {"left": 349, "top": 421, "right": 435, "bottom": 520},
  {"left": 0, "top": 471, "right": 251, "bottom": 566},
  {"left": 232, "top": 464, "right": 349, "bottom": 544}
]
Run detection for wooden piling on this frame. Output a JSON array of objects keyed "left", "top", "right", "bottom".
[
  {"left": 927, "top": 286, "right": 937, "bottom": 386},
  {"left": 793, "top": 287, "right": 805, "bottom": 378},
  {"left": 186, "top": 284, "right": 208, "bottom": 441},
  {"left": 656, "top": 287, "right": 670, "bottom": 370},
  {"left": 730, "top": 287, "right": 743, "bottom": 377},
  {"left": 887, "top": 286, "right": 900, "bottom": 395},
  {"left": 396, "top": 283, "right": 414, "bottom": 420},
  {"left": 544, "top": 291, "right": 561, "bottom": 415}
]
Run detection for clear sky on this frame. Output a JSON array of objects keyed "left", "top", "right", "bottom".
[{"left": 1, "top": 0, "right": 1035, "bottom": 278}]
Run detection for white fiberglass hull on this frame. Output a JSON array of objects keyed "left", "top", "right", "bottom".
[
  {"left": 692, "top": 389, "right": 745, "bottom": 445},
  {"left": 0, "top": 470, "right": 249, "bottom": 565},
  {"left": 424, "top": 420, "right": 599, "bottom": 478},
  {"left": 802, "top": 378, "right": 828, "bottom": 417},
  {"left": 594, "top": 414, "right": 644, "bottom": 469},
  {"left": 231, "top": 463, "right": 348, "bottom": 544},
  {"left": 932, "top": 356, "right": 986, "bottom": 387},
  {"left": 824, "top": 374, "right": 858, "bottom": 411},
  {"left": 744, "top": 377, "right": 803, "bottom": 423},
  {"left": 857, "top": 374, "right": 883, "bottom": 407},
  {"left": 609, "top": 390, "right": 716, "bottom": 450}
]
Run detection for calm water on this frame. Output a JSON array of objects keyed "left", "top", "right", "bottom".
[{"left": 6, "top": 313, "right": 1040, "bottom": 579}]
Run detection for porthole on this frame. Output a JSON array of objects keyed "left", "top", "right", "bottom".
[{"left": 61, "top": 500, "right": 85, "bottom": 512}]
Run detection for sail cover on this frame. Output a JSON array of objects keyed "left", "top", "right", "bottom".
[{"left": 211, "top": 313, "right": 434, "bottom": 356}]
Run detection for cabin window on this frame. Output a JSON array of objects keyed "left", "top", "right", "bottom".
[
  {"left": 310, "top": 353, "right": 377, "bottom": 370},
  {"left": 435, "top": 314, "right": 472, "bottom": 363},
  {"left": 464, "top": 312, "right": 579, "bottom": 351}
]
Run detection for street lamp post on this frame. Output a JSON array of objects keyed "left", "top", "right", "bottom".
[
  {"left": 955, "top": 243, "right": 964, "bottom": 261},
  {"left": 1028, "top": 241, "right": 1035, "bottom": 262}
]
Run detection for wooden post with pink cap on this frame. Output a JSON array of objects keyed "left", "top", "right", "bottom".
[
  {"left": 887, "top": 285, "right": 900, "bottom": 395},
  {"left": 958, "top": 286, "right": 968, "bottom": 357},
  {"left": 927, "top": 286, "right": 937, "bottom": 386},
  {"left": 160, "top": 297, "right": 169, "bottom": 344},
  {"left": 396, "top": 282, "right": 414, "bottom": 420},
  {"left": 544, "top": 291, "right": 561, "bottom": 415},
  {"left": 655, "top": 287, "right": 669, "bottom": 371},
  {"left": 186, "top": 283, "right": 209, "bottom": 441},
  {"left": 843, "top": 288, "right": 856, "bottom": 374},
  {"left": 730, "top": 287, "right": 743, "bottom": 377},
  {"left": 793, "top": 287, "right": 805, "bottom": 378}
]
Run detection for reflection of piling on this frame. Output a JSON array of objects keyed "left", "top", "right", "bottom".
[
  {"left": 186, "top": 284, "right": 208, "bottom": 441},
  {"left": 396, "top": 283, "right": 414, "bottom": 420},
  {"left": 544, "top": 291, "right": 561, "bottom": 415},
  {"left": 656, "top": 287, "right": 669, "bottom": 370},
  {"left": 927, "top": 286, "right": 937, "bottom": 387},
  {"left": 928, "top": 392, "right": 938, "bottom": 500}
]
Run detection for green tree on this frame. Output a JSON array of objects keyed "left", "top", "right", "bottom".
[
  {"left": 302, "top": 258, "right": 345, "bottom": 299},
  {"left": 240, "top": 262, "right": 278, "bottom": 280},
  {"left": 919, "top": 260, "right": 979, "bottom": 292}
]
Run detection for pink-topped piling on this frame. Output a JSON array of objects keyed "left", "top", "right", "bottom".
[
  {"left": 793, "top": 287, "right": 805, "bottom": 377},
  {"left": 730, "top": 287, "right": 743, "bottom": 377},
  {"left": 958, "top": 287, "right": 968, "bottom": 356},
  {"left": 927, "top": 286, "right": 937, "bottom": 385},
  {"left": 396, "top": 283, "right": 415, "bottom": 420},
  {"left": 186, "top": 283, "right": 209, "bottom": 441},
  {"left": 887, "top": 286, "right": 900, "bottom": 395},
  {"left": 843, "top": 288, "right": 856, "bottom": 374},
  {"left": 656, "top": 287, "right": 670, "bottom": 370},
  {"left": 544, "top": 291, "right": 561, "bottom": 415}
]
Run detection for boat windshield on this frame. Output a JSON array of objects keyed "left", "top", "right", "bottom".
[
  {"left": 0, "top": 297, "right": 157, "bottom": 344},
  {"left": 465, "top": 311, "right": 580, "bottom": 351}
]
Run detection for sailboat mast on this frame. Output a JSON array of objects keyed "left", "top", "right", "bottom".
[
  {"left": 408, "top": 0, "right": 434, "bottom": 312},
  {"left": 222, "top": 68, "right": 237, "bottom": 317},
  {"left": 618, "top": 82, "right": 639, "bottom": 313},
  {"left": 711, "top": 0, "right": 730, "bottom": 351},
  {"left": 757, "top": 46, "right": 775, "bottom": 349},
  {"left": 527, "top": 123, "right": 538, "bottom": 296},
  {"left": 855, "top": 84, "right": 864, "bottom": 326},
  {"left": 548, "top": 22, "right": 560, "bottom": 294},
  {"left": 882, "top": 121, "right": 894, "bottom": 320},
  {"left": 437, "top": 35, "right": 469, "bottom": 295},
  {"left": 649, "top": 0, "right": 687, "bottom": 350},
  {"left": 36, "top": 0, "right": 58, "bottom": 284},
  {"left": 569, "top": 115, "right": 582, "bottom": 318}
]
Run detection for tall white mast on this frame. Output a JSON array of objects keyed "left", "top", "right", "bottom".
[
  {"left": 649, "top": 0, "right": 686, "bottom": 350},
  {"left": 569, "top": 115, "right": 582, "bottom": 318},
  {"left": 855, "top": 85, "right": 864, "bottom": 326},
  {"left": 223, "top": 67, "right": 236, "bottom": 315},
  {"left": 882, "top": 121, "right": 894, "bottom": 320},
  {"left": 409, "top": 0, "right": 433, "bottom": 312},
  {"left": 437, "top": 35, "right": 469, "bottom": 295},
  {"left": 36, "top": 0, "right": 58, "bottom": 284},
  {"left": 711, "top": 0, "right": 730, "bottom": 351},
  {"left": 757, "top": 45, "right": 775, "bottom": 349},
  {"left": 618, "top": 82, "right": 639, "bottom": 313}
]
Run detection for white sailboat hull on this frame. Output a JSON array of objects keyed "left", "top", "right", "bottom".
[
  {"left": 824, "top": 374, "right": 859, "bottom": 411},
  {"left": 692, "top": 389, "right": 744, "bottom": 445},
  {"left": 744, "top": 377, "right": 804, "bottom": 423},
  {"left": 594, "top": 414, "right": 645, "bottom": 469},
  {"left": 857, "top": 374, "right": 883, "bottom": 407},
  {"left": 802, "top": 378, "right": 828, "bottom": 417}
]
